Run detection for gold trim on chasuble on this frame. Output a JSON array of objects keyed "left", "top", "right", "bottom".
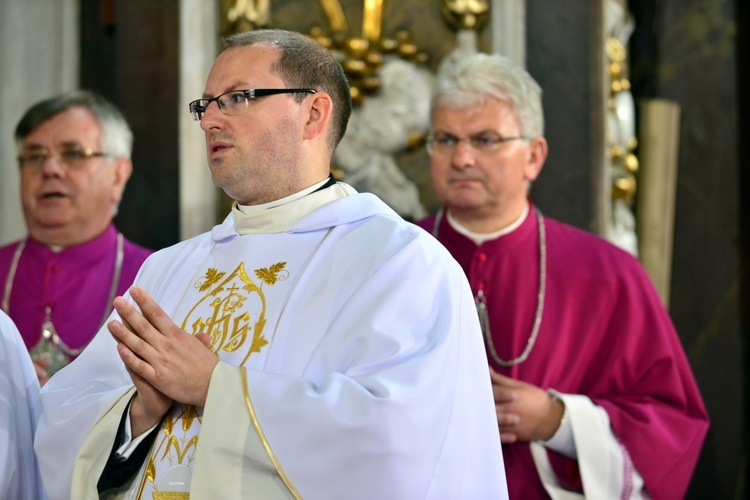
[
  {"left": 242, "top": 369, "right": 302, "bottom": 499},
  {"left": 136, "top": 261, "right": 288, "bottom": 499}
]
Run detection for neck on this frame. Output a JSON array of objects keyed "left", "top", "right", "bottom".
[
  {"left": 29, "top": 223, "right": 112, "bottom": 249},
  {"left": 236, "top": 176, "right": 332, "bottom": 215}
]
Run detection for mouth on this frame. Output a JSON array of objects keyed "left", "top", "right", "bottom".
[
  {"left": 39, "top": 191, "right": 67, "bottom": 200},
  {"left": 449, "top": 177, "right": 482, "bottom": 186},
  {"left": 208, "top": 141, "right": 231, "bottom": 158}
]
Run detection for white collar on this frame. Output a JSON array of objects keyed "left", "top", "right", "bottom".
[
  {"left": 232, "top": 180, "right": 353, "bottom": 235},
  {"left": 447, "top": 201, "right": 529, "bottom": 245},
  {"left": 235, "top": 177, "right": 331, "bottom": 216}
]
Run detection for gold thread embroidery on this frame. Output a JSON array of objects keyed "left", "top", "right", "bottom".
[
  {"left": 152, "top": 493, "right": 190, "bottom": 500},
  {"left": 242, "top": 369, "right": 301, "bottom": 500},
  {"left": 140, "top": 260, "right": 287, "bottom": 497},
  {"left": 162, "top": 435, "right": 199, "bottom": 464},
  {"left": 183, "top": 263, "right": 268, "bottom": 358},
  {"left": 146, "top": 457, "right": 156, "bottom": 483},
  {"left": 198, "top": 268, "right": 226, "bottom": 292},
  {"left": 163, "top": 412, "right": 174, "bottom": 436},
  {"left": 182, "top": 405, "right": 200, "bottom": 431},
  {"left": 255, "top": 261, "right": 288, "bottom": 285}
]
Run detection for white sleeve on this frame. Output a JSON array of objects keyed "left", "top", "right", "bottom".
[
  {"left": 540, "top": 389, "right": 577, "bottom": 459},
  {"left": 532, "top": 393, "right": 647, "bottom": 499}
]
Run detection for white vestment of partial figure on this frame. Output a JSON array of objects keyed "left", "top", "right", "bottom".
[{"left": 0, "top": 310, "right": 45, "bottom": 499}]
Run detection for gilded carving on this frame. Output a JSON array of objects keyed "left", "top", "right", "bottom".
[
  {"left": 441, "top": 0, "right": 489, "bottom": 30},
  {"left": 604, "top": 0, "right": 639, "bottom": 255}
]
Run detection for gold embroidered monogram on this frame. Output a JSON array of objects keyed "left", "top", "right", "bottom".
[
  {"left": 182, "top": 262, "right": 287, "bottom": 366},
  {"left": 137, "top": 260, "right": 289, "bottom": 498}
]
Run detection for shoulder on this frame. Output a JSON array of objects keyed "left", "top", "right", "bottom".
[
  {"left": 329, "top": 209, "right": 464, "bottom": 280},
  {"left": 414, "top": 214, "right": 438, "bottom": 233},
  {"left": 348, "top": 210, "right": 446, "bottom": 255},
  {"left": 546, "top": 216, "right": 638, "bottom": 261},
  {"left": 122, "top": 237, "right": 154, "bottom": 261},
  {"left": 0, "top": 239, "right": 25, "bottom": 278},
  {"left": 145, "top": 231, "right": 212, "bottom": 262},
  {"left": 543, "top": 216, "right": 647, "bottom": 282},
  {"left": 0, "top": 239, "right": 24, "bottom": 258},
  {"left": 129, "top": 231, "right": 214, "bottom": 289}
]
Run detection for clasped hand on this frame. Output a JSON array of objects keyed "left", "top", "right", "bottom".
[
  {"left": 108, "top": 286, "right": 218, "bottom": 436},
  {"left": 491, "top": 368, "right": 564, "bottom": 444}
]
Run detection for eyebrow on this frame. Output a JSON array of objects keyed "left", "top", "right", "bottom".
[
  {"left": 434, "top": 130, "right": 504, "bottom": 137},
  {"left": 21, "top": 141, "right": 87, "bottom": 151},
  {"left": 59, "top": 141, "right": 87, "bottom": 148},
  {"left": 202, "top": 83, "right": 249, "bottom": 99}
]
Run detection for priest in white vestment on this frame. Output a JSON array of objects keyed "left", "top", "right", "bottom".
[
  {"left": 0, "top": 310, "right": 45, "bottom": 499},
  {"left": 34, "top": 29, "right": 507, "bottom": 500}
]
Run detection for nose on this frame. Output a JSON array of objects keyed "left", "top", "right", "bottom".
[
  {"left": 451, "top": 139, "right": 477, "bottom": 169},
  {"left": 39, "top": 154, "right": 67, "bottom": 177},
  {"left": 199, "top": 101, "right": 224, "bottom": 131}
]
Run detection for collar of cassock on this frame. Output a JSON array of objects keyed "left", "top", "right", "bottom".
[
  {"left": 232, "top": 175, "right": 352, "bottom": 235},
  {"left": 447, "top": 200, "right": 529, "bottom": 245}
]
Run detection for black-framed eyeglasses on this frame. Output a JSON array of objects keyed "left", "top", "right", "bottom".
[
  {"left": 188, "top": 88, "right": 317, "bottom": 121},
  {"left": 426, "top": 132, "right": 528, "bottom": 156},
  {"left": 17, "top": 147, "right": 113, "bottom": 171}
]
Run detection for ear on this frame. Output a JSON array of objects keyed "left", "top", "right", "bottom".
[
  {"left": 111, "top": 158, "right": 133, "bottom": 203},
  {"left": 302, "top": 92, "right": 333, "bottom": 141},
  {"left": 525, "top": 136, "right": 548, "bottom": 182}
]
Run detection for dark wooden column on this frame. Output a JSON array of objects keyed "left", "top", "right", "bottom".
[{"left": 81, "top": 0, "right": 180, "bottom": 251}]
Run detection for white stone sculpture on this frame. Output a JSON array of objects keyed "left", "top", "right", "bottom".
[{"left": 334, "top": 57, "right": 433, "bottom": 220}]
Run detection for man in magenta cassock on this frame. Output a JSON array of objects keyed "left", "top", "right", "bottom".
[
  {"left": 416, "top": 53, "right": 709, "bottom": 499},
  {"left": 0, "top": 91, "right": 151, "bottom": 385}
]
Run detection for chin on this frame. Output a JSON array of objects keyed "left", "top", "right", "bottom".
[{"left": 445, "top": 193, "right": 484, "bottom": 210}]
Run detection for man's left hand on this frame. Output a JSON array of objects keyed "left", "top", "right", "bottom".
[
  {"left": 109, "top": 286, "right": 219, "bottom": 408},
  {"left": 490, "top": 368, "right": 564, "bottom": 444}
]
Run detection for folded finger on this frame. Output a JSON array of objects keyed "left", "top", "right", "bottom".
[
  {"left": 109, "top": 318, "right": 157, "bottom": 363},
  {"left": 115, "top": 338, "right": 156, "bottom": 381}
]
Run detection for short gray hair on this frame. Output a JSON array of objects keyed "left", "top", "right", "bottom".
[
  {"left": 15, "top": 90, "right": 133, "bottom": 160},
  {"left": 432, "top": 53, "right": 544, "bottom": 138}
]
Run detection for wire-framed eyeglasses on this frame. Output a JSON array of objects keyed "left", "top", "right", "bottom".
[
  {"left": 426, "top": 132, "right": 528, "bottom": 156},
  {"left": 17, "top": 147, "right": 113, "bottom": 171},
  {"left": 189, "top": 88, "right": 317, "bottom": 121}
]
